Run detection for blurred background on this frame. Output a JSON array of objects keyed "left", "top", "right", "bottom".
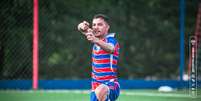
[{"left": 0, "top": 0, "right": 200, "bottom": 89}]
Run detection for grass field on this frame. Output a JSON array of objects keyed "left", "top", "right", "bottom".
[{"left": 0, "top": 89, "right": 200, "bottom": 101}]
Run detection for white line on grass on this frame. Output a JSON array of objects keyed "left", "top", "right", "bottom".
[
  {"left": 121, "top": 92, "right": 191, "bottom": 98},
  {"left": 0, "top": 90, "right": 193, "bottom": 98}
]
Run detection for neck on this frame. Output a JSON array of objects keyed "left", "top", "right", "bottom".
[{"left": 98, "top": 32, "right": 108, "bottom": 40}]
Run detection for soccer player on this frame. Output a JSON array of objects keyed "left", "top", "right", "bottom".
[{"left": 78, "top": 14, "right": 120, "bottom": 101}]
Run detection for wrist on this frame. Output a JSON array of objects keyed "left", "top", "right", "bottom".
[{"left": 93, "top": 37, "right": 100, "bottom": 44}]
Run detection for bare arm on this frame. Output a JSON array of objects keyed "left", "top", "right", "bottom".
[
  {"left": 86, "top": 33, "right": 114, "bottom": 53},
  {"left": 94, "top": 39, "right": 114, "bottom": 53}
]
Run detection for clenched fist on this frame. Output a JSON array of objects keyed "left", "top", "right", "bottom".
[{"left": 77, "top": 21, "right": 92, "bottom": 34}]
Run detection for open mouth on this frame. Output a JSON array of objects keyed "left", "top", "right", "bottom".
[{"left": 93, "top": 30, "right": 100, "bottom": 35}]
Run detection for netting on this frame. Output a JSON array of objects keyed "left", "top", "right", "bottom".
[
  {"left": 37, "top": 0, "right": 182, "bottom": 80},
  {"left": 0, "top": 0, "right": 33, "bottom": 80},
  {"left": 0, "top": 0, "right": 199, "bottom": 81},
  {"left": 195, "top": 2, "right": 201, "bottom": 81},
  {"left": 38, "top": 0, "right": 93, "bottom": 79}
]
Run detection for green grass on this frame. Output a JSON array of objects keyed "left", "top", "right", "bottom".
[{"left": 0, "top": 89, "right": 200, "bottom": 101}]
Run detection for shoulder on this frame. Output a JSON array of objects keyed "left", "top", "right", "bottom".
[{"left": 106, "top": 33, "right": 118, "bottom": 43}]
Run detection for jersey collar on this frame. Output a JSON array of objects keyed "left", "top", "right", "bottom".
[{"left": 106, "top": 33, "right": 115, "bottom": 38}]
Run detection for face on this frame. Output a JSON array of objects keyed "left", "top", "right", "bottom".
[{"left": 92, "top": 18, "right": 109, "bottom": 38}]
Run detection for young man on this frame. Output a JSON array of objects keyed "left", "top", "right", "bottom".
[{"left": 78, "top": 14, "right": 120, "bottom": 101}]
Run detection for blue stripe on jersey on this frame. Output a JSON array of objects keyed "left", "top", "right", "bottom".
[
  {"left": 107, "top": 37, "right": 117, "bottom": 46},
  {"left": 92, "top": 71, "right": 117, "bottom": 76},
  {"left": 92, "top": 63, "right": 117, "bottom": 68},
  {"left": 92, "top": 54, "right": 118, "bottom": 60},
  {"left": 91, "top": 78, "right": 110, "bottom": 83}
]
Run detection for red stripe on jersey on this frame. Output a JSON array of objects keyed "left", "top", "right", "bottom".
[
  {"left": 92, "top": 82, "right": 101, "bottom": 90},
  {"left": 92, "top": 58, "right": 117, "bottom": 64},
  {"left": 113, "top": 44, "right": 120, "bottom": 56},
  {"left": 93, "top": 48, "right": 119, "bottom": 56},
  {"left": 93, "top": 49, "right": 108, "bottom": 55},
  {"left": 113, "top": 51, "right": 119, "bottom": 57},
  {"left": 92, "top": 66, "right": 117, "bottom": 72},
  {"left": 115, "top": 43, "right": 120, "bottom": 49}
]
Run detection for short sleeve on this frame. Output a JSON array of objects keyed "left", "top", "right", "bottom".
[{"left": 107, "top": 37, "right": 117, "bottom": 47}]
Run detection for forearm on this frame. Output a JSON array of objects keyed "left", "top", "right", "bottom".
[{"left": 94, "top": 39, "right": 114, "bottom": 53}]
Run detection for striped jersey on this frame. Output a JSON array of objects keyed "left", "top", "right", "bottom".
[{"left": 91, "top": 33, "right": 120, "bottom": 91}]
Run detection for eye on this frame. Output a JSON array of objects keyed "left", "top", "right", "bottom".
[
  {"left": 98, "top": 23, "right": 103, "bottom": 26},
  {"left": 92, "top": 24, "right": 96, "bottom": 27}
]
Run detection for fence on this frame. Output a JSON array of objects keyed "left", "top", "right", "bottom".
[
  {"left": 0, "top": 0, "right": 200, "bottom": 89},
  {"left": 0, "top": 0, "right": 33, "bottom": 80}
]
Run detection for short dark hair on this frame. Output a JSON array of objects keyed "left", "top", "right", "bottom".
[{"left": 93, "top": 14, "right": 110, "bottom": 25}]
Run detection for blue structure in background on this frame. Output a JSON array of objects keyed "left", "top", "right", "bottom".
[
  {"left": 179, "top": 0, "right": 185, "bottom": 81},
  {"left": 0, "top": 79, "right": 199, "bottom": 90}
]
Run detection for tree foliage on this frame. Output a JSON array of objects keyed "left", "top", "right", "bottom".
[{"left": 0, "top": 0, "right": 198, "bottom": 80}]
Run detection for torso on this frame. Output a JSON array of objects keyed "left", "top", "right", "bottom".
[{"left": 91, "top": 36, "right": 120, "bottom": 90}]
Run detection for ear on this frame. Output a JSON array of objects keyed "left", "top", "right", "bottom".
[{"left": 107, "top": 24, "right": 110, "bottom": 31}]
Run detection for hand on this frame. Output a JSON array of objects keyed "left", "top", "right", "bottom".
[
  {"left": 86, "top": 32, "right": 99, "bottom": 43},
  {"left": 77, "top": 21, "right": 91, "bottom": 34}
]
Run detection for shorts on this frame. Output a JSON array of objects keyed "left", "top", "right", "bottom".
[{"left": 90, "top": 82, "right": 120, "bottom": 101}]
